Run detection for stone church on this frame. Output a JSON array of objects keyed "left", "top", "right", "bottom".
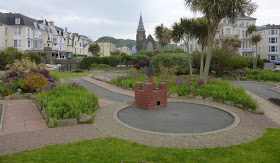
[{"left": 136, "top": 14, "right": 156, "bottom": 53}]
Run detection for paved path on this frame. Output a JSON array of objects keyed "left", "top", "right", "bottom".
[
  {"left": 0, "top": 100, "right": 47, "bottom": 135},
  {"left": 64, "top": 78, "right": 134, "bottom": 102},
  {"left": 231, "top": 81, "right": 280, "bottom": 99}
]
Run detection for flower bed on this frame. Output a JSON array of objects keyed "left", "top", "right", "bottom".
[
  {"left": 35, "top": 83, "right": 99, "bottom": 127},
  {"left": 111, "top": 72, "right": 259, "bottom": 110}
]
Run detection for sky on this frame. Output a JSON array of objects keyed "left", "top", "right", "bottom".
[{"left": 0, "top": 0, "right": 279, "bottom": 42}]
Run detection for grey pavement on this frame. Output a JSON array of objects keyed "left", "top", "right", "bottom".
[
  {"left": 64, "top": 78, "right": 134, "bottom": 102},
  {"left": 231, "top": 81, "right": 280, "bottom": 99},
  {"left": 118, "top": 103, "right": 234, "bottom": 134}
]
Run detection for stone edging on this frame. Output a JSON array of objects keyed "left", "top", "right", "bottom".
[
  {"left": 112, "top": 99, "right": 240, "bottom": 136},
  {"left": 0, "top": 104, "right": 4, "bottom": 134}
]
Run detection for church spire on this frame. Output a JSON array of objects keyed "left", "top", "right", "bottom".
[{"left": 137, "top": 13, "right": 145, "bottom": 32}]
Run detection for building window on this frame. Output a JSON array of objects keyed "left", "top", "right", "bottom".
[
  {"left": 14, "top": 40, "right": 17, "bottom": 47},
  {"left": 246, "top": 22, "right": 249, "bottom": 27},
  {"left": 28, "top": 40, "right": 31, "bottom": 48},
  {"left": 48, "top": 44, "right": 50, "bottom": 47},
  {"left": 269, "top": 46, "right": 278, "bottom": 52},
  {"left": 18, "top": 28, "right": 21, "bottom": 35},
  {"left": 5, "top": 40, "right": 7, "bottom": 47},
  {"left": 271, "top": 55, "right": 276, "bottom": 61},
  {"left": 269, "top": 37, "right": 278, "bottom": 44},
  {"left": 35, "top": 41, "right": 38, "bottom": 49},
  {"left": 241, "top": 22, "right": 244, "bottom": 27},
  {"left": 15, "top": 18, "right": 20, "bottom": 24},
  {"left": 270, "top": 29, "right": 278, "bottom": 35},
  {"left": 28, "top": 29, "right": 30, "bottom": 37},
  {"left": 5, "top": 27, "right": 8, "bottom": 35}
]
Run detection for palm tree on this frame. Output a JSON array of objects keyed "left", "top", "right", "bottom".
[
  {"left": 155, "top": 24, "right": 172, "bottom": 51},
  {"left": 252, "top": 34, "right": 262, "bottom": 69},
  {"left": 171, "top": 18, "right": 195, "bottom": 76},
  {"left": 247, "top": 24, "right": 256, "bottom": 56},
  {"left": 185, "top": 0, "right": 257, "bottom": 81},
  {"left": 193, "top": 18, "right": 208, "bottom": 77}
]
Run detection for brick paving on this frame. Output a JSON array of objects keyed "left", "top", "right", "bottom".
[{"left": 0, "top": 100, "right": 47, "bottom": 135}]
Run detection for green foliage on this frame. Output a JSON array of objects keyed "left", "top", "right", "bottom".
[
  {"left": 101, "top": 57, "right": 109, "bottom": 65},
  {"left": 88, "top": 44, "right": 100, "bottom": 56},
  {"left": 80, "top": 57, "right": 102, "bottom": 70},
  {"left": 139, "top": 50, "right": 161, "bottom": 57},
  {"left": 134, "top": 55, "right": 149, "bottom": 62},
  {"left": 245, "top": 68, "right": 280, "bottom": 82},
  {"left": 151, "top": 53, "right": 189, "bottom": 75},
  {"left": 128, "top": 68, "right": 147, "bottom": 75},
  {"left": 107, "top": 56, "right": 121, "bottom": 67},
  {"left": 0, "top": 47, "right": 23, "bottom": 70},
  {"left": 243, "top": 57, "right": 265, "bottom": 69},
  {"left": 35, "top": 83, "right": 99, "bottom": 122},
  {"left": 95, "top": 36, "right": 136, "bottom": 49},
  {"left": 91, "top": 63, "right": 98, "bottom": 68},
  {"left": 97, "top": 64, "right": 111, "bottom": 68},
  {"left": 24, "top": 52, "right": 42, "bottom": 64},
  {"left": 112, "top": 74, "right": 259, "bottom": 110}
]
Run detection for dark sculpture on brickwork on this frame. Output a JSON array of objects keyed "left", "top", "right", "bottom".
[{"left": 135, "top": 62, "right": 168, "bottom": 110}]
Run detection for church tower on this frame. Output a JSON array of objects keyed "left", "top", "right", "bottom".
[{"left": 136, "top": 14, "right": 146, "bottom": 53}]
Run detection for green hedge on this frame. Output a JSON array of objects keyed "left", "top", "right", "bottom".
[
  {"left": 151, "top": 53, "right": 189, "bottom": 75},
  {"left": 36, "top": 83, "right": 99, "bottom": 126},
  {"left": 245, "top": 68, "right": 280, "bottom": 82}
]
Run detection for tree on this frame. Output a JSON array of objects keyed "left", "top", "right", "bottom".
[
  {"left": 222, "top": 38, "right": 241, "bottom": 52},
  {"left": 171, "top": 18, "right": 196, "bottom": 76},
  {"left": 88, "top": 43, "right": 100, "bottom": 56},
  {"left": 155, "top": 24, "right": 172, "bottom": 51},
  {"left": 252, "top": 34, "right": 262, "bottom": 69},
  {"left": 185, "top": 0, "right": 257, "bottom": 81},
  {"left": 193, "top": 18, "right": 208, "bottom": 77}
]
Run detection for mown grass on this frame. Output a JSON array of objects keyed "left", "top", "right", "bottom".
[
  {"left": 50, "top": 70, "right": 104, "bottom": 81},
  {"left": 1, "top": 129, "right": 280, "bottom": 162}
]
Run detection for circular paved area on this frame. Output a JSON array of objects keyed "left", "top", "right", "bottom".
[
  {"left": 95, "top": 98, "right": 280, "bottom": 148},
  {"left": 117, "top": 103, "right": 236, "bottom": 134}
]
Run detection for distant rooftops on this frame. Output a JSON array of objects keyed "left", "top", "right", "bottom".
[{"left": 236, "top": 15, "right": 257, "bottom": 20}]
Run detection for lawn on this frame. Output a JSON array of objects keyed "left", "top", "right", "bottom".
[
  {"left": 51, "top": 70, "right": 104, "bottom": 81},
  {"left": 1, "top": 129, "right": 279, "bottom": 162},
  {"left": 0, "top": 74, "right": 4, "bottom": 78}
]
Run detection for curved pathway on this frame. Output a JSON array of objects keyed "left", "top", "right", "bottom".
[{"left": 231, "top": 81, "right": 280, "bottom": 99}]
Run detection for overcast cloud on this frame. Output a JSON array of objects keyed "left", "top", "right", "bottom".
[{"left": 0, "top": 0, "right": 279, "bottom": 41}]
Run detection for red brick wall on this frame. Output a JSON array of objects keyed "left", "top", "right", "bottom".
[{"left": 135, "top": 81, "right": 168, "bottom": 110}]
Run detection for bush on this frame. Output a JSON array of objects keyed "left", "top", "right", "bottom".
[
  {"left": 91, "top": 63, "right": 98, "bottom": 68},
  {"left": 0, "top": 47, "right": 23, "bottom": 70},
  {"left": 139, "top": 51, "right": 161, "bottom": 57},
  {"left": 80, "top": 57, "right": 102, "bottom": 70},
  {"left": 6, "top": 58, "right": 38, "bottom": 72},
  {"left": 230, "top": 57, "right": 249, "bottom": 69},
  {"left": 35, "top": 83, "right": 99, "bottom": 123},
  {"left": 21, "top": 74, "right": 48, "bottom": 93},
  {"left": 25, "top": 52, "right": 41, "bottom": 64},
  {"left": 243, "top": 57, "right": 265, "bottom": 69},
  {"left": 134, "top": 55, "right": 149, "bottom": 62},
  {"left": 108, "top": 56, "right": 121, "bottom": 67},
  {"left": 151, "top": 53, "right": 189, "bottom": 75},
  {"left": 101, "top": 57, "right": 109, "bottom": 65},
  {"left": 97, "top": 64, "right": 111, "bottom": 68},
  {"left": 245, "top": 68, "right": 280, "bottom": 82}
]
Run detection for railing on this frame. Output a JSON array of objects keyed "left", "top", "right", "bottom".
[{"left": 239, "top": 48, "right": 256, "bottom": 52}]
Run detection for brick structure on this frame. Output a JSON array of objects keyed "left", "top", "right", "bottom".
[{"left": 135, "top": 77, "right": 168, "bottom": 110}]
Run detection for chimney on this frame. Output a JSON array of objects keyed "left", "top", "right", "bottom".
[{"left": 49, "top": 21, "right": 54, "bottom": 26}]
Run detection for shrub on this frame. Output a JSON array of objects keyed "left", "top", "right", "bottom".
[
  {"left": 243, "top": 57, "right": 265, "bottom": 69},
  {"left": 91, "top": 63, "right": 98, "bottom": 68},
  {"left": 97, "top": 64, "right": 111, "bottom": 68},
  {"left": 0, "top": 47, "right": 23, "bottom": 70},
  {"left": 230, "top": 57, "right": 249, "bottom": 69},
  {"left": 25, "top": 52, "right": 42, "bottom": 64},
  {"left": 80, "top": 57, "right": 102, "bottom": 70},
  {"left": 0, "top": 81, "right": 17, "bottom": 97},
  {"left": 21, "top": 74, "right": 48, "bottom": 93},
  {"left": 6, "top": 58, "right": 37, "bottom": 72},
  {"left": 108, "top": 56, "right": 121, "bottom": 67},
  {"left": 151, "top": 53, "right": 189, "bottom": 75},
  {"left": 139, "top": 51, "right": 161, "bottom": 57},
  {"left": 134, "top": 55, "right": 149, "bottom": 62},
  {"left": 245, "top": 68, "right": 280, "bottom": 82},
  {"left": 35, "top": 83, "right": 99, "bottom": 123},
  {"left": 101, "top": 57, "right": 109, "bottom": 65}
]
